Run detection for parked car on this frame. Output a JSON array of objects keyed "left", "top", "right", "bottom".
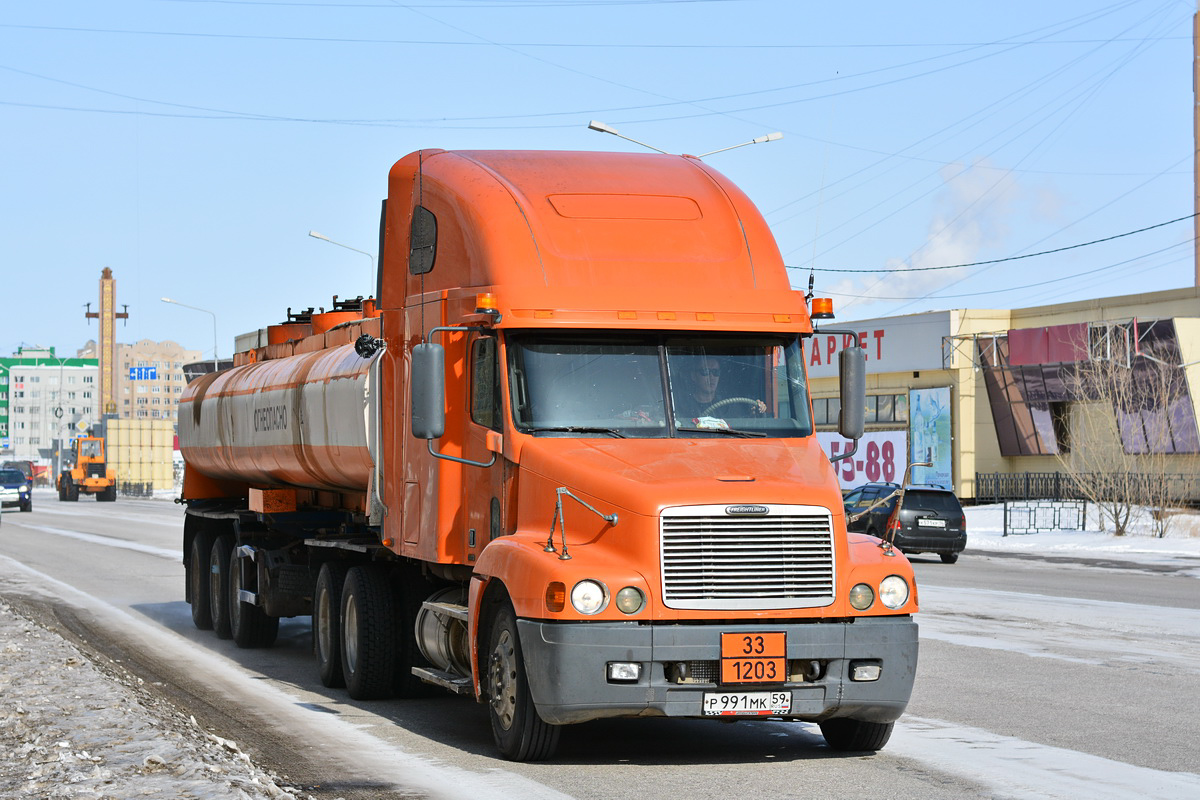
[
  {"left": 0, "top": 467, "right": 33, "bottom": 512},
  {"left": 843, "top": 482, "right": 966, "bottom": 563}
]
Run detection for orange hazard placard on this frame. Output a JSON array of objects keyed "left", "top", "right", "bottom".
[{"left": 720, "top": 632, "right": 786, "bottom": 684}]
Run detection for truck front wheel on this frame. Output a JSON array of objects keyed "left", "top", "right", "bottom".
[
  {"left": 314, "top": 561, "right": 350, "bottom": 688},
  {"left": 486, "top": 603, "right": 560, "bottom": 762},
  {"left": 819, "top": 718, "right": 894, "bottom": 752}
]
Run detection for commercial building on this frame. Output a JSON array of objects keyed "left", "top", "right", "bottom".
[
  {"left": 809, "top": 286, "right": 1200, "bottom": 502},
  {"left": 0, "top": 346, "right": 100, "bottom": 464},
  {"left": 114, "top": 339, "right": 201, "bottom": 422}
]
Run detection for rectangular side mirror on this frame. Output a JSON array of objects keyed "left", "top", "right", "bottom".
[
  {"left": 838, "top": 345, "right": 866, "bottom": 440},
  {"left": 411, "top": 342, "right": 446, "bottom": 439}
]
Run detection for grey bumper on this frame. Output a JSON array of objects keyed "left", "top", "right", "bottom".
[{"left": 516, "top": 616, "right": 918, "bottom": 725}]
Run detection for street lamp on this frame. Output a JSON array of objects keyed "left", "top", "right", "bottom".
[
  {"left": 161, "top": 297, "right": 219, "bottom": 374},
  {"left": 308, "top": 230, "right": 376, "bottom": 293}
]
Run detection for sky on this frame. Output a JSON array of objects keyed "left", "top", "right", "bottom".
[{"left": 1, "top": 0, "right": 1195, "bottom": 364}]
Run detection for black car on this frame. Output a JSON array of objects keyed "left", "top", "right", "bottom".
[{"left": 843, "top": 482, "right": 966, "bottom": 563}]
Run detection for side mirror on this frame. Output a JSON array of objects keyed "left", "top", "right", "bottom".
[
  {"left": 837, "top": 345, "right": 866, "bottom": 441},
  {"left": 411, "top": 343, "right": 445, "bottom": 439}
]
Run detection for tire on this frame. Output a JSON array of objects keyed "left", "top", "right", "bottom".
[
  {"left": 229, "top": 545, "right": 279, "bottom": 648},
  {"left": 313, "top": 561, "right": 351, "bottom": 688},
  {"left": 65, "top": 478, "right": 79, "bottom": 502},
  {"left": 20, "top": 500, "right": 31, "bottom": 512},
  {"left": 340, "top": 565, "right": 398, "bottom": 700},
  {"left": 486, "top": 602, "right": 560, "bottom": 762},
  {"left": 819, "top": 718, "right": 894, "bottom": 752},
  {"left": 940, "top": 552, "right": 959, "bottom": 564},
  {"left": 188, "top": 527, "right": 216, "bottom": 631},
  {"left": 98, "top": 484, "right": 117, "bottom": 502},
  {"left": 209, "top": 534, "right": 235, "bottom": 640}
]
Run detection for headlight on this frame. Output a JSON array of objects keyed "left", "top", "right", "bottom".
[
  {"left": 848, "top": 583, "right": 874, "bottom": 610},
  {"left": 614, "top": 586, "right": 645, "bottom": 615},
  {"left": 879, "top": 575, "right": 910, "bottom": 610},
  {"left": 570, "top": 580, "right": 609, "bottom": 615}
]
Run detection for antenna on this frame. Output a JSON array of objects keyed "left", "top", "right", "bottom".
[
  {"left": 696, "top": 131, "right": 783, "bottom": 158},
  {"left": 587, "top": 120, "right": 670, "bottom": 155}
]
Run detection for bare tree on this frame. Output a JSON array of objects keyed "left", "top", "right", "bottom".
[{"left": 1056, "top": 330, "right": 1196, "bottom": 537}]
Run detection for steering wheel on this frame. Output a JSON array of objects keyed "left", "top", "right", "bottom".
[{"left": 702, "top": 397, "right": 762, "bottom": 416}]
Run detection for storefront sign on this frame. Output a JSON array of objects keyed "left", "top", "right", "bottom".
[{"left": 807, "top": 311, "right": 951, "bottom": 378}]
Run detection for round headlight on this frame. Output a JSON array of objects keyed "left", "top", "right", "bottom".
[
  {"left": 570, "top": 580, "right": 608, "bottom": 615},
  {"left": 848, "top": 583, "right": 874, "bottom": 610},
  {"left": 615, "top": 586, "right": 645, "bottom": 615},
  {"left": 879, "top": 575, "right": 910, "bottom": 610}
]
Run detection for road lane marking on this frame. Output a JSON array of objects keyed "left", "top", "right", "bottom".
[{"left": 11, "top": 524, "right": 179, "bottom": 560}]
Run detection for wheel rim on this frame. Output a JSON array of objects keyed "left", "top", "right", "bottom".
[
  {"left": 208, "top": 546, "right": 222, "bottom": 610},
  {"left": 489, "top": 628, "right": 517, "bottom": 731},
  {"left": 317, "top": 586, "right": 333, "bottom": 662},
  {"left": 344, "top": 594, "right": 359, "bottom": 674}
]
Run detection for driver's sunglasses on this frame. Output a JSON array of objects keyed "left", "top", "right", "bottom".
[{"left": 697, "top": 368, "right": 720, "bottom": 376}]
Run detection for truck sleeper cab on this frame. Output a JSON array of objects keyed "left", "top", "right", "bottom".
[{"left": 178, "top": 148, "right": 918, "bottom": 762}]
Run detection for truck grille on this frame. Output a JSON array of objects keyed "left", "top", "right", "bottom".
[{"left": 660, "top": 505, "right": 835, "bottom": 610}]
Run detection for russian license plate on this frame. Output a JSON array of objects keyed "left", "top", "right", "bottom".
[
  {"left": 917, "top": 517, "right": 947, "bottom": 528},
  {"left": 703, "top": 691, "right": 792, "bottom": 717},
  {"left": 720, "top": 632, "right": 786, "bottom": 684}
]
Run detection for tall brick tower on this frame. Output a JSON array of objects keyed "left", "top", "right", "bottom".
[{"left": 85, "top": 267, "right": 129, "bottom": 415}]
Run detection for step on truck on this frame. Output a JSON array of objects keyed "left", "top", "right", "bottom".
[{"left": 178, "top": 148, "right": 919, "bottom": 761}]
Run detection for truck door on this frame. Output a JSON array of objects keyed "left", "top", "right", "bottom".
[{"left": 462, "top": 333, "right": 509, "bottom": 562}]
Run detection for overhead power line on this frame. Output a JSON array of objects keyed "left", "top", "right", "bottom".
[{"left": 795, "top": 213, "right": 1197, "bottom": 274}]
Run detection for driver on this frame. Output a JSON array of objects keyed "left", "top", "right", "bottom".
[{"left": 675, "top": 357, "right": 766, "bottom": 420}]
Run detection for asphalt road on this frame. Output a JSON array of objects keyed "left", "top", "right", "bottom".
[{"left": 1, "top": 491, "right": 1197, "bottom": 799}]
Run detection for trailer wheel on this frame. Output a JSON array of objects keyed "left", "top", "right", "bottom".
[
  {"left": 314, "top": 561, "right": 351, "bottom": 688},
  {"left": 188, "top": 528, "right": 216, "bottom": 631},
  {"left": 229, "top": 546, "right": 279, "bottom": 648},
  {"left": 818, "top": 718, "right": 894, "bottom": 752},
  {"left": 486, "top": 603, "right": 560, "bottom": 762},
  {"left": 209, "top": 534, "right": 235, "bottom": 640},
  {"left": 340, "top": 565, "right": 397, "bottom": 700}
]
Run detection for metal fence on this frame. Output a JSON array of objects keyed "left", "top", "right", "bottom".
[
  {"left": 119, "top": 481, "right": 155, "bottom": 498},
  {"left": 976, "top": 472, "right": 1198, "bottom": 505},
  {"left": 1003, "top": 500, "right": 1088, "bottom": 536}
]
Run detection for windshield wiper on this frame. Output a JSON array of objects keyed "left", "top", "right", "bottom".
[
  {"left": 676, "top": 426, "right": 765, "bottom": 438},
  {"left": 528, "top": 426, "right": 627, "bottom": 438}
]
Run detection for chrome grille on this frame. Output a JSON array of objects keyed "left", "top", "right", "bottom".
[{"left": 661, "top": 504, "right": 835, "bottom": 610}]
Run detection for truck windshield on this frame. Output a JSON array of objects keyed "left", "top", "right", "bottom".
[{"left": 507, "top": 333, "right": 813, "bottom": 438}]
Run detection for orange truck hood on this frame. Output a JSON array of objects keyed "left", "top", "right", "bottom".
[{"left": 516, "top": 436, "right": 844, "bottom": 517}]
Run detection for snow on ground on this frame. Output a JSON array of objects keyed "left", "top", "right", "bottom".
[
  {"left": 964, "top": 502, "right": 1200, "bottom": 574},
  {"left": 0, "top": 596, "right": 313, "bottom": 800}
]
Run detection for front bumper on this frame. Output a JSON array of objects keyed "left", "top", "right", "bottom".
[
  {"left": 0, "top": 488, "right": 28, "bottom": 507},
  {"left": 516, "top": 616, "right": 918, "bottom": 725}
]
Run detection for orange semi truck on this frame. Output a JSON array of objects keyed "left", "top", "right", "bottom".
[{"left": 178, "top": 149, "right": 918, "bottom": 761}]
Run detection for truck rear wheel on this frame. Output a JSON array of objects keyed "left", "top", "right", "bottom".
[
  {"left": 188, "top": 528, "right": 216, "bottom": 631},
  {"left": 818, "top": 718, "right": 894, "bottom": 752},
  {"left": 486, "top": 603, "right": 560, "bottom": 761},
  {"left": 340, "top": 565, "right": 397, "bottom": 700},
  {"left": 209, "top": 534, "right": 235, "bottom": 640},
  {"left": 229, "top": 546, "right": 279, "bottom": 648},
  {"left": 314, "top": 561, "right": 350, "bottom": 688}
]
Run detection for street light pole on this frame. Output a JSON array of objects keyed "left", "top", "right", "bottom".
[
  {"left": 308, "top": 230, "right": 376, "bottom": 293},
  {"left": 161, "top": 297, "right": 219, "bottom": 374}
]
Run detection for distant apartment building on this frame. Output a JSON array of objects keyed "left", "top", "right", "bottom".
[
  {"left": 115, "top": 339, "right": 201, "bottom": 422},
  {"left": 0, "top": 346, "right": 100, "bottom": 462}
]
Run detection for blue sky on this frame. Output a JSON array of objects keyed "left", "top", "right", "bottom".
[{"left": 2, "top": 0, "right": 1194, "bottom": 362}]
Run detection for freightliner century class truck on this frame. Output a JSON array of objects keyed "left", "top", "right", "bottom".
[{"left": 177, "top": 148, "right": 919, "bottom": 761}]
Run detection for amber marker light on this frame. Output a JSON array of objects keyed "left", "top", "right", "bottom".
[
  {"left": 546, "top": 582, "right": 566, "bottom": 612},
  {"left": 475, "top": 292, "right": 499, "bottom": 315},
  {"left": 811, "top": 297, "right": 834, "bottom": 319}
]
